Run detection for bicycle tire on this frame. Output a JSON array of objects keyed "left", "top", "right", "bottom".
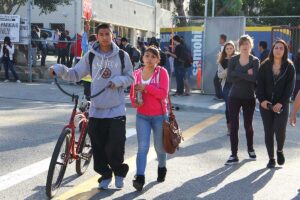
[
  {"left": 75, "top": 127, "right": 93, "bottom": 175},
  {"left": 46, "top": 128, "right": 71, "bottom": 198}
]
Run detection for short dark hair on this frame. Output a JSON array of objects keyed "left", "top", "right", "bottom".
[
  {"left": 121, "top": 37, "right": 128, "bottom": 42},
  {"left": 95, "top": 23, "right": 112, "bottom": 34},
  {"left": 89, "top": 34, "right": 97, "bottom": 42},
  {"left": 220, "top": 34, "right": 227, "bottom": 42},
  {"left": 259, "top": 41, "right": 268, "bottom": 49},
  {"left": 173, "top": 35, "right": 181, "bottom": 43}
]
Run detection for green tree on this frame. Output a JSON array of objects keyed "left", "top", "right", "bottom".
[
  {"left": 0, "top": 0, "right": 71, "bottom": 15},
  {"left": 188, "top": 0, "right": 205, "bottom": 16}
]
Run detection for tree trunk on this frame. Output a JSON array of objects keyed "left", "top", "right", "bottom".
[{"left": 173, "top": 0, "right": 187, "bottom": 26}]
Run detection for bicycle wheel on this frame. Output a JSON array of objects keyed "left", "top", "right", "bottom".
[
  {"left": 46, "top": 128, "right": 71, "bottom": 198},
  {"left": 76, "top": 127, "right": 93, "bottom": 175}
]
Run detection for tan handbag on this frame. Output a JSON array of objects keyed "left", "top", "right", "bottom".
[{"left": 162, "top": 95, "right": 183, "bottom": 154}]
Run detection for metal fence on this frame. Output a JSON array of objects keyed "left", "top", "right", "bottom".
[{"left": 165, "top": 15, "right": 300, "bottom": 94}]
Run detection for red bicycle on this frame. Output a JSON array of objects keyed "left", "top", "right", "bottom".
[{"left": 45, "top": 76, "right": 105, "bottom": 198}]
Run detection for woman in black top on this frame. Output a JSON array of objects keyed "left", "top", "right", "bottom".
[
  {"left": 225, "top": 35, "right": 259, "bottom": 165},
  {"left": 257, "top": 39, "right": 295, "bottom": 168},
  {"left": 217, "top": 41, "right": 236, "bottom": 135}
]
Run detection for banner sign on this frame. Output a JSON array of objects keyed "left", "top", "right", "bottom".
[
  {"left": 83, "top": 0, "right": 92, "bottom": 20},
  {"left": 0, "top": 14, "right": 20, "bottom": 42},
  {"left": 18, "top": 18, "right": 30, "bottom": 45}
]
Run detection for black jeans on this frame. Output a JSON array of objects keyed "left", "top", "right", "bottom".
[
  {"left": 228, "top": 97, "right": 256, "bottom": 156},
  {"left": 260, "top": 103, "right": 289, "bottom": 159},
  {"left": 175, "top": 67, "right": 185, "bottom": 94},
  {"left": 88, "top": 116, "right": 128, "bottom": 179},
  {"left": 214, "top": 71, "right": 223, "bottom": 99}
]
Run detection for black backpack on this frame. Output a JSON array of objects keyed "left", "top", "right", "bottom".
[
  {"left": 130, "top": 47, "right": 141, "bottom": 63},
  {"left": 183, "top": 45, "right": 193, "bottom": 68},
  {"left": 88, "top": 49, "right": 125, "bottom": 76}
]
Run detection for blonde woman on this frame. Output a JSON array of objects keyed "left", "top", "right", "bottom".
[{"left": 225, "top": 35, "right": 259, "bottom": 165}]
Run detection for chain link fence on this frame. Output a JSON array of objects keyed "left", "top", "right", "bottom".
[{"left": 165, "top": 15, "right": 300, "bottom": 94}]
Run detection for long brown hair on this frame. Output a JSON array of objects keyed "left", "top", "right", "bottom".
[
  {"left": 217, "top": 41, "right": 235, "bottom": 64},
  {"left": 268, "top": 39, "right": 289, "bottom": 64}
]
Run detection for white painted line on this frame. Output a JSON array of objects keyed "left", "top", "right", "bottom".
[
  {"left": 209, "top": 102, "right": 225, "bottom": 110},
  {"left": 0, "top": 128, "right": 136, "bottom": 192},
  {"left": 0, "top": 158, "right": 51, "bottom": 191}
]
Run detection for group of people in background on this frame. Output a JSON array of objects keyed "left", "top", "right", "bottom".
[{"left": 215, "top": 33, "right": 300, "bottom": 169}]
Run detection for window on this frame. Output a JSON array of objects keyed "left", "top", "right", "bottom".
[
  {"left": 50, "top": 23, "right": 65, "bottom": 31},
  {"left": 158, "top": 0, "right": 171, "bottom": 10}
]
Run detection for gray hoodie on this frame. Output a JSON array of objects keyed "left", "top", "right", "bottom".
[{"left": 53, "top": 42, "right": 134, "bottom": 118}]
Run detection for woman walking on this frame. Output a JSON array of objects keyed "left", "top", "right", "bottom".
[
  {"left": 257, "top": 39, "right": 295, "bottom": 168},
  {"left": 217, "top": 41, "right": 236, "bottom": 135},
  {"left": 130, "top": 46, "right": 169, "bottom": 191},
  {"left": 225, "top": 35, "right": 259, "bottom": 165},
  {"left": 0, "top": 36, "right": 21, "bottom": 83}
]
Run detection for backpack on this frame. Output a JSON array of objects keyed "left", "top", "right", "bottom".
[
  {"left": 130, "top": 47, "right": 141, "bottom": 63},
  {"left": 88, "top": 49, "right": 125, "bottom": 76}
]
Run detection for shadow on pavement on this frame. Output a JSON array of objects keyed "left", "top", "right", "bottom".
[
  {"left": 24, "top": 174, "right": 78, "bottom": 200},
  {"left": 106, "top": 181, "right": 158, "bottom": 200},
  {"left": 153, "top": 160, "right": 251, "bottom": 200},
  {"left": 202, "top": 168, "right": 275, "bottom": 200}
]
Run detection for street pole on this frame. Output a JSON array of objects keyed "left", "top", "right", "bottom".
[
  {"left": 204, "top": 0, "right": 208, "bottom": 17},
  {"left": 27, "top": 0, "right": 32, "bottom": 82},
  {"left": 212, "top": 0, "right": 215, "bottom": 17}
]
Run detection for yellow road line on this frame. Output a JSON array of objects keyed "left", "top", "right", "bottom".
[{"left": 55, "top": 114, "right": 223, "bottom": 200}]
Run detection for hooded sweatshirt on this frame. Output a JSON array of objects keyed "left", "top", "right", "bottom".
[{"left": 53, "top": 41, "right": 134, "bottom": 118}]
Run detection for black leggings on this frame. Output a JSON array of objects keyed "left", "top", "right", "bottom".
[
  {"left": 260, "top": 103, "right": 289, "bottom": 159},
  {"left": 228, "top": 97, "right": 256, "bottom": 156}
]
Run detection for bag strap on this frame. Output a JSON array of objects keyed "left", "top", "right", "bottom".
[{"left": 158, "top": 67, "right": 174, "bottom": 117}]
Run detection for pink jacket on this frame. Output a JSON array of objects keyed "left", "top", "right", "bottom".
[{"left": 130, "top": 66, "right": 169, "bottom": 116}]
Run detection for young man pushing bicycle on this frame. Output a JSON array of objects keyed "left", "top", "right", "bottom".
[{"left": 49, "top": 23, "right": 134, "bottom": 189}]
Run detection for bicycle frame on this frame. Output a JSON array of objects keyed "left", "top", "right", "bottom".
[
  {"left": 53, "top": 76, "right": 106, "bottom": 164},
  {"left": 63, "top": 97, "right": 89, "bottom": 163}
]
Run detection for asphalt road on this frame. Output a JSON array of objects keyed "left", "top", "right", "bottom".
[{"left": 0, "top": 82, "right": 300, "bottom": 200}]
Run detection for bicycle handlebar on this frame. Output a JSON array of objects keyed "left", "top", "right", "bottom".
[{"left": 53, "top": 75, "right": 107, "bottom": 100}]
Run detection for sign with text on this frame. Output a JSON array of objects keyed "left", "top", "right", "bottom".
[
  {"left": 18, "top": 18, "right": 29, "bottom": 44},
  {"left": 0, "top": 14, "right": 20, "bottom": 42}
]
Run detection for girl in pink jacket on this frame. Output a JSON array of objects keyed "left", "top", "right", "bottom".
[{"left": 130, "top": 46, "right": 169, "bottom": 191}]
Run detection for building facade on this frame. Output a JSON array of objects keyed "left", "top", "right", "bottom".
[{"left": 15, "top": 0, "right": 175, "bottom": 46}]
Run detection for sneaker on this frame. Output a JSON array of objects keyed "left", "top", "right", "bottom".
[
  {"left": 225, "top": 155, "right": 239, "bottom": 165},
  {"left": 98, "top": 178, "right": 112, "bottom": 190},
  {"left": 4, "top": 79, "right": 9, "bottom": 83},
  {"left": 16, "top": 80, "right": 21, "bottom": 83},
  {"left": 277, "top": 151, "right": 285, "bottom": 165},
  {"left": 267, "top": 159, "right": 276, "bottom": 168},
  {"left": 248, "top": 150, "right": 257, "bottom": 159},
  {"left": 115, "top": 176, "right": 124, "bottom": 188},
  {"left": 213, "top": 96, "right": 223, "bottom": 101}
]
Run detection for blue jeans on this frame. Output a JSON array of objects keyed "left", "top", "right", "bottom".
[
  {"left": 3, "top": 60, "right": 19, "bottom": 80},
  {"left": 136, "top": 114, "right": 167, "bottom": 175}
]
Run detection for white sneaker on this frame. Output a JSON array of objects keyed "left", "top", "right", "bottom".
[
  {"left": 16, "top": 80, "right": 21, "bottom": 83},
  {"left": 4, "top": 79, "right": 9, "bottom": 83}
]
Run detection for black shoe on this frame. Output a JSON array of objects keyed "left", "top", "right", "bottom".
[
  {"left": 248, "top": 150, "right": 257, "bottom": 159},
  {"left": 225, "top": 155, "right": 239, "bottom": 165},
  {"left": 267, "top": 159, "right": 276, "bottom": 168},
  {"left": 133, "top": 175, "right": 145, "bottom": 191},
  {"left": 157, "top": 167, "right": 167, "bottom": 182},
  {"left": 277, "top": 151, "right": 285, "bottom": 165}
]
